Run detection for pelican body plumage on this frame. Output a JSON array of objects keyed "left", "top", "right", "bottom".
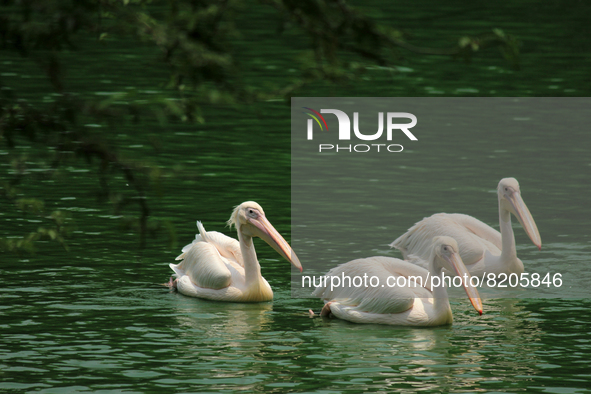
[
  {"left": 313, "top": 236, "right": 483, "bottom": 326},
  {"left": 391, "top": 178, "right": 541, "bottom": 277},
  {"left": 168, "top": 201, "right": 302, "bottom": 302}
]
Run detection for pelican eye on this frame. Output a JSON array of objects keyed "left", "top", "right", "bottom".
[{"left": 504, "top": 187, "right": 508, "bottom": 192}]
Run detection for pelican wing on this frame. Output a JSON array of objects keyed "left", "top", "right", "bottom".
[
  {"left": 171, "top": 222, "right": 242, "bottom": 289},
  {"left": 445, "top": 213, "right": 502, "bottom": 249},
  {"left": 391, "top": 213, "right": 501, "bottom": 266},
  {"left": 188, "top": 222, "right": 244, "bottom": 266},
  {"left": 312, "top": 257, "right": 432, "bottom": 315}
]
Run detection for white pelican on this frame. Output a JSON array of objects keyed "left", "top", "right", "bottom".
[
  {"left": 168, "top": 201, "right": 302, "bottom": 302},
  {"left": 391, "top": 178, "right": 541, "bottom": 277},
  {"left": 312, "top": 236, "right": 483, "bottom": 326}
]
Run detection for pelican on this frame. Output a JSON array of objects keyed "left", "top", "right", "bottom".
[
  {"left": 312, "top": 236, "right": 483, "bottom": 326},
  {"left": 391, "top": 178, "right": 541, "bottom": 277},
  {"left": 168, "top": 201, "right": 302, "bottom": 302}
]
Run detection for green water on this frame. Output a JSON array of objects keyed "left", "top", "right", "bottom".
[{"left": 2, "top": 1, "right": 591, "bottom": 393}]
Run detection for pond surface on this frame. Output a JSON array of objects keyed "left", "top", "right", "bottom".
[{"left": 1, "top": 1, "right": 591, "bottom": 393}]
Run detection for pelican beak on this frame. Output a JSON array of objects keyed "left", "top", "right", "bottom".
[
  {"left": 445, "top": 252, "right": 483, "bottom": 315},
  {"left": 248, "top": 215, "right": 303, "bottom": 272},
  {"left": 508, "top": 191, "right": 542, "bottom": 250}
]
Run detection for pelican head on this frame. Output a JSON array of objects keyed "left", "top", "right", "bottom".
[
  {"left": 497, "top": 178, "right": 542, "bottom": 250},
  {"left": 228, "top": 201, "right": 302, "bottom": 272},
  {"left": 431, "top": 236, "right": 483, "bottom": 315}
]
